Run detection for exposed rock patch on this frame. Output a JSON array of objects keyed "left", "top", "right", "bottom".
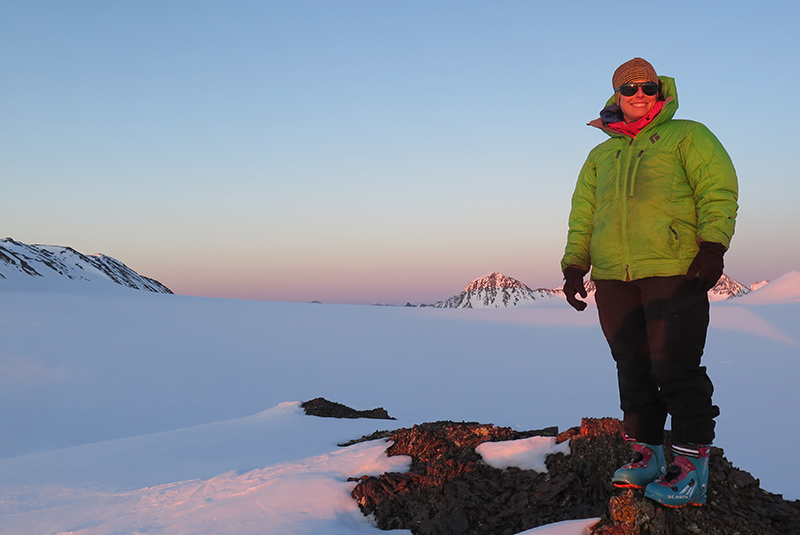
[
  {"left": 348, "top": 418, "right": 800, "bottom": 535},
  {"left": 301, "top": 397, "right": 395, "bottom": 420}
]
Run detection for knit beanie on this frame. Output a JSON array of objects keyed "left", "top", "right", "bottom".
[{"left": 612, "top": 58, "right": 659, "bottom": 90}]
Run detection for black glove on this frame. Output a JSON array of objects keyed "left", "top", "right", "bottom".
[
  {"left": 686, "top": 242, "right": 726, "bottom": 291},
  {"left": 563, "top": 266, "right": 589, "bottom": 311}
]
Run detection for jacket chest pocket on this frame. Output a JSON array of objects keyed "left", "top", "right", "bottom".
[{"left": 594, "top": 149, "right": 624, "bottom": 203}]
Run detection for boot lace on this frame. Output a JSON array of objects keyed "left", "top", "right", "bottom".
[{"left": 662, "top": 464, "right": 683, "bottom": 484}]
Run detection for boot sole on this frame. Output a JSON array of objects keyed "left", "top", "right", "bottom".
[
  {"left": 612, "top": 481, "right": 647, "bottom": 489},
  {"left": 644, "top": 492, "right": 706, "bottom": 508},
  {"left": 653, "top": 499, "right": 705, "bottom": 509}
]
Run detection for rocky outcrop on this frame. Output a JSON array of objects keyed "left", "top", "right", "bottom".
[
  {"left": 301, "top": 397, "right": 395, "bottom": 420},
  {"left": 348, "top": 418, "right": 800, "bottom": 535}
]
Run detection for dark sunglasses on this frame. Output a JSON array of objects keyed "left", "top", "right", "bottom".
[{"left": 616, "top": 82, "right": 660, "bottom": 97}]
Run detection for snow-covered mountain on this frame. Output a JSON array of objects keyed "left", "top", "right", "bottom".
[
  {"left": 749, "top": 280, "right": 770, "bottom": 292},
  {"left": 434, "top": 272, "right": 755, "bottom": 309},
  {"left": 0, "top": 238, "right": 763, "bottom": 306},
  {"left": 707, "top": 273, "right": 750, "bottom": 302},
  {"left": 0, "top": 238, "right": 172, "bottom": 294},
  {"left": 434, "top": 272, "right": 559, "bottom": 308}
]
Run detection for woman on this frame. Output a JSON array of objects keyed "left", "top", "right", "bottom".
[{"left": 561, "top": 58, "right": 738, "bottom": 507}]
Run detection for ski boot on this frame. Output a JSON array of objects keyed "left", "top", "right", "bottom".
[
  {"left": 612, "top": 440, "right": 666, "bottom": 489},
  {"left": 645, "top": 444, "right": 710, "bottom": 507}
]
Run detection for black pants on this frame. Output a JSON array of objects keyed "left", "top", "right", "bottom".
[{"left": 595, "top": 276, "right": 719, "bottom": 446}]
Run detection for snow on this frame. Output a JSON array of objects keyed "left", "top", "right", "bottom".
[
  {"left": 1, "top": 276, "right": 799, "bottom": 534},
  {"left": 737, "top": 271, "right": 800, "bottom": 304},
  {"left": 0, "top": 238, "right": 172, "bottom": 294},
  {"left": 477, "top": 436, "right": 571, "bottom": 472}
]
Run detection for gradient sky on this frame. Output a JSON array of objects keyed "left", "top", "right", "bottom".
[{"left": 3, "top": 1, "right": 798, "bottom": 304}]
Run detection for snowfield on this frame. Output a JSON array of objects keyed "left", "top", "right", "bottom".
[{"left": 1, "top": 273, "right": 798, "bottom": 534}]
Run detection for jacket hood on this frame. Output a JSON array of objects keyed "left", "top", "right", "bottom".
[{"left": 590, "top": 76, "right": 679, "bottom": 134}]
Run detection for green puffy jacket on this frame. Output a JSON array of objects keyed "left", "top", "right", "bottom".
[{"left": 561, "top": 76, "right": 738, "bottom": 282}]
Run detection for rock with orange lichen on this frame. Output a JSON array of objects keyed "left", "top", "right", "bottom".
[
  {"left": 589, "top": 444, "right": 800, "bottom": 535},
  {"left": 345, "top": 416, "right": 800, "bottom": 535}
]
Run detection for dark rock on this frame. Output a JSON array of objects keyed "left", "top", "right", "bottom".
[
  {"left": 591, "top": 439, "right": 800, "bottom": 535},
  {"left": 351, "top": 419, "right": 605, "bottom": 534},
  {"left": 301, "top": 397, "right": 395, "bottom": 420},
  {"left": 348, "top": 418, "right": 800, "bottom": 535}
]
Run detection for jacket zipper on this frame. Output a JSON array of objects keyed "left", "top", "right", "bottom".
[
  {"left": 620, "top": 138, "right": 635, "bottom": 280},
  {"left": 590, "top": 100, "right": 672, "bottom": 282}
]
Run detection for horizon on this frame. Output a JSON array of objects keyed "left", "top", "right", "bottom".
[
  {"left": 0, "top": 237, "right": 780, "bottom": 306},
  {"left": 0, "top": 236, "right": 787, "bottom": 307},
  {"left": 3, "top": 2, "right": 799, "bottom": 305}
]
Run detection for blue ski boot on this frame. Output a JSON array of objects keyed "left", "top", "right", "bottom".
[
  {"left": 612, "top": 441, "right": 666, "bottom": 489},
  {"left": 645, "top": 444, "right": 710, "bottom": 507}
]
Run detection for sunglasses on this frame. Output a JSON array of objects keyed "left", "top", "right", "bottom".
[{"left": 616, "top": 82, "right": 660, "bottom": 97}]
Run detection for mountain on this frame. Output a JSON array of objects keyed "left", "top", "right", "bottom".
[
  {"left": 738, "top": 271, "right": 800, "bottom": 304},
  {"left": 0, "top": 238, "right": 172, "bottom": 294},
  {"left": 433, "top": 272, "right": 756, "bottom": 309},
  {"left": 0, "top": 237, "right": 766, "bottom": 306},
  {"left": 749, "top": 280, "right": 770, "bottom": 292},
  {"left": 434, "top": 272, "right": 558, "bottom": 308},
  {"left": 707, "top": 273, "right": 750, "bottom": 302}
]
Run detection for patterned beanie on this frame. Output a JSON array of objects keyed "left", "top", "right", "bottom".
[{"left": 612, "top": 58, "right": 659, "bottom": 90}]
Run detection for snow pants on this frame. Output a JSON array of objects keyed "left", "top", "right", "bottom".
[{"left": 594, "top": 276, "right": 719, "bottom": 446}]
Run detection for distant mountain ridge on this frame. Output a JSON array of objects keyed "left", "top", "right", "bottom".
[
  {"left": 0, "top": 238, "right": 767, "bottom": 305},
  {"left": 430, "top": 272, "right": 558, "bottom": 308},
  {"left": 707, "top": 273, "right": 751, "bottom": 301},
  {"left": 428, "top": 271, "right": 754, "bottom": 309},
  {"left": 0, "top": 238, "right": 172, "bottom": 294}
]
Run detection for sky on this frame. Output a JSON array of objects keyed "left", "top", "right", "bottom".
[{"left": 3, "top": 1, "right": 799, "bottom": 304}]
